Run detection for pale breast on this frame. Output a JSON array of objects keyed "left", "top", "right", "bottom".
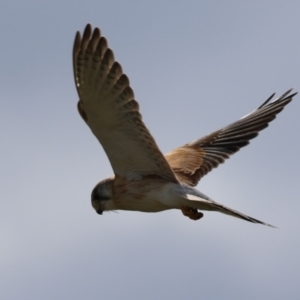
[{"left": 112, "top": 175, "right": 172, "bottom": 212}]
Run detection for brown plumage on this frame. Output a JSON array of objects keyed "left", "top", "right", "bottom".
[
  {"left": 74, "top": 24, "right": 297, "bottom": 226},
  {"left": 73, "top": 24, "right": 178, "bottom": 184},
  {"left": 165, "top": 90, "right": 295, "bottom": 186}
]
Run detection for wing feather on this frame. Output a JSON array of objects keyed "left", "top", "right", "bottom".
[
  {"left": 74, "top": 24, "right": 178, "bottom": 183},
  {"left": 166, "top": 90, "right": 297, "bottom": 186}
]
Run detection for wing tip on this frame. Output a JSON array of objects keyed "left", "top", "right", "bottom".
[{"left": 258, "top": 88, "right": 297, "bottom": 110}]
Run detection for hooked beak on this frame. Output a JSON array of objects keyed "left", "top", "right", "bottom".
[{"left": 96, "top": 208, "right": 103, "bottom": 215}]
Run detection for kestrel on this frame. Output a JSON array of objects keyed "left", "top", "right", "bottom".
[{"left": 73, "top": 24, "right": 297, "bottom": 227}]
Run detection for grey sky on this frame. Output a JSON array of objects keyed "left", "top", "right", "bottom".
[{"left": 1, "top": 1, "right": 300, "bottom": 299}]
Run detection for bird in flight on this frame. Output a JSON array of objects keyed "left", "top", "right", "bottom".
[{"left": 73, "top": 24, "right": 296, "bottom": 227}]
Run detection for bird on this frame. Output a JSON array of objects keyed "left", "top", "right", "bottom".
[{"left": 73, "top": 24, "right": 297, "bottom": 227}]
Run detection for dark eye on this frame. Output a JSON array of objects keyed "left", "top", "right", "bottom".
[
  {"left": 91, "top": 187, "right": 99, "bottom": 200},
  {"left": 91, "top": 182, "right": 111, "bottom": 202},
  {"left": 92, "top": 193, "right": 101, "bottom": 201}
]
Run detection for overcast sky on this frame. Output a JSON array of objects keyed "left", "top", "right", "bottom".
[{"left": 1, "top": 1, "right": 300, "bottom": 299}]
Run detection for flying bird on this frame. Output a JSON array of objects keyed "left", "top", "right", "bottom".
[{"left": 73, "top": 24, "right": 297, "bottom": 227}]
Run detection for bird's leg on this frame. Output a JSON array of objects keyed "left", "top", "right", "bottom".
[{"left": 181, "top": 207, "right": 204, "bottom": 220}]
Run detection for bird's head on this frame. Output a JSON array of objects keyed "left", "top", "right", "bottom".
[{"left": 91, "top": 177, "right": 114, "bottom": 215}]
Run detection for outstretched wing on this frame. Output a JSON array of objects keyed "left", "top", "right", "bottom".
[
  {"left": 73, "top": 24, "right": 178, "bottom": 183},
  {"left": 165, "top": 90, "right": 296, "bottom": 186}
]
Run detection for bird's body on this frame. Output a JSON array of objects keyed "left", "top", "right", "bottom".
[
  {"left": 92, "top": 175, "right": 275, "bottom": 225},
  {"left": 95, "top": 176, "right": 174, "bottom": 213},
  {"left": 73, "top": 24, "right": 297, "bottom": 227}
]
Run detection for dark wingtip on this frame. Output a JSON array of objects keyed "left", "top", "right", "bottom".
[
  {"left": 257, "top": 93, "right": 275, "bottom": 109},
  {"left": 83, "top": 23, "right": 92, "bottom": 39},
  {"left": 257, "top": 88, "right": 297, "bottom": 110},
  {"left": 73, "top": 31, "right": 81, "bottom": 56}
]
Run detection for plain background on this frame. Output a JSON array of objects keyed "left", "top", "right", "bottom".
[{"left": 1, "top": 1, "right": 300, "bottom": 299}]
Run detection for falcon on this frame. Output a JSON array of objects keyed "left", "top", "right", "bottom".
[{"left": 73, "top": 24, "right": 297, "bottom": 227}]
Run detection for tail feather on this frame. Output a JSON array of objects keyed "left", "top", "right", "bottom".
[
  {"left": 211, "top": 201, "right": 276, "bottom": 228},
  {"left": 184, "top": 193, "right": 276, "bottom": 227}
]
